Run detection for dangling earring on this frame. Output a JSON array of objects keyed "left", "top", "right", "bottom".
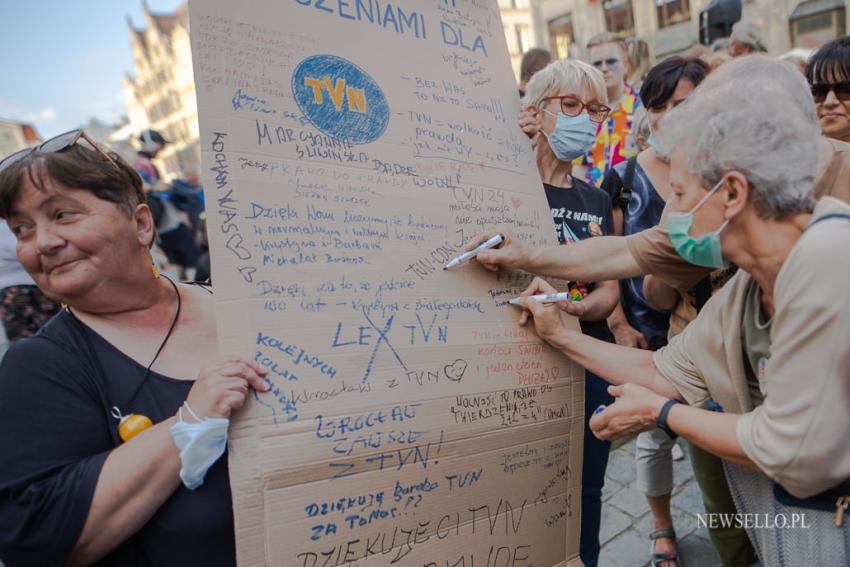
[{"left": 150, "top": 251, "right": 161, "bottom": 279}]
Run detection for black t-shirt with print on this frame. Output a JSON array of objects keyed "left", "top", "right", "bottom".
[{"left": 544, "top": 180, "right": 616, "bottom": 342}]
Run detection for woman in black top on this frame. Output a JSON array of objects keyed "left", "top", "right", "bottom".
[
  {"left": 0, "top": 131, "right": 267, "bottom": 566},
  {"left": 520, "top": 59, "right": 620, "bottom": 567}
]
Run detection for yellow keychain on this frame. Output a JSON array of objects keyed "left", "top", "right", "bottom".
[{"left": 112, "top": 406, "right": 153, "bottom": 442}]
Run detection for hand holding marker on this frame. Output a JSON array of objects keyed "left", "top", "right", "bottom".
[
  {"left": 444, "top": 234, "right": 505, "bottom": 270},
  {"left": 508, "top": 291, "right": 575, "bottom": 306}
]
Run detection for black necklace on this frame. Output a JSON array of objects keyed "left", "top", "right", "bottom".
[
  {"left": 66, "top": 275, "right": 182, "bottom": 440},
  {"left": 141, "top": 274, "right": 181, "bottom": 381}
]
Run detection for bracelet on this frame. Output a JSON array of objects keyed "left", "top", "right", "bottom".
[{"left": 657, "top": 399, "right": 681, "bottom": 439}]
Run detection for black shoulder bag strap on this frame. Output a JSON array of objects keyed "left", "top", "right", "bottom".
[
  {"left": 693, "top": 277, "right": 712, "bottom": 313},
  {"left": 617, "top": 156, "right": 637, "bottom": 214}
]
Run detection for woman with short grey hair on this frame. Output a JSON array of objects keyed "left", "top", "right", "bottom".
[
  {"left": 730, "top": 21, "right": 767, "bottom": 57},
  {"left": 513, "top": 78, "right": 850, "bottom": 564}
]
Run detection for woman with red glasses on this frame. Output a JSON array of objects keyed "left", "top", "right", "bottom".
[
  {"left": 807, "top": 36, "right": 850, "bottom": 144},
  {"left": 519, "top": 59, "right": 620, "bottom": 567}
]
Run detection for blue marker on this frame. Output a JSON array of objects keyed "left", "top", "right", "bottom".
[
  {"left": 594, "top": 406, "right": 606, "bottom": 415},
  {"left": 444, "top": 234, "right": 505, "bottom": 270}
]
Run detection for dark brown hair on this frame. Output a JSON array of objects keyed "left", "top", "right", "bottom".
[
  {"left": 806, "top": 35, "right": 850, "bottom": 86},
  {"left": 0, "top": 144, "right": 144, "bottom": 219},
  {"left": 640, "top": 56, "right": 710, "bottom": 111},
  {"left": 520, "top": 48, "right": 552, "bottom": 82}
]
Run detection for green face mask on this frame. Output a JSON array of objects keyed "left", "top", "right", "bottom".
[{"left": 667, "top": 178, "right": 730, "bottom": 269}]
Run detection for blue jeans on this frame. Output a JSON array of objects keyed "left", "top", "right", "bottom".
[{"left": 580, "top": 370, "right": 615, "bottom": 567}]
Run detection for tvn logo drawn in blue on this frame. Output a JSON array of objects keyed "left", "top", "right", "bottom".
[{"left": 292, "top": 55, "right": 389, "bottom": 145}]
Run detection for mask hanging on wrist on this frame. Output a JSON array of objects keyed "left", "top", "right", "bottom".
[{"left": 170, "top": 417, "right": 230, "bottom": 490}]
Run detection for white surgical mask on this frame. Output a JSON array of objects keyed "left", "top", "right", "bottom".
[{"left": 170, "top": 418, "right": 229, "bottom": 490}]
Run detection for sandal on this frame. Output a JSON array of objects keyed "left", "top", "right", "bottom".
[{"left": 650, "top": 527, "right": 680, "bottom": 566}]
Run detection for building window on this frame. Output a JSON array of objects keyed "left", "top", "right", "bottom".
[
  {"left": 548, "top": 13, "right": 575, "bottom": 60},
  {"left": 656, "top": 0, "right": 690, "bottom": 29},
  {"left": 498, "top": 0, "right": 529, "bottom": 8},
  {"left": 603, "top": 0, "right": 635, "bottom": 36},
  {"left": 790, "top": 3, "right": 846, "bottom": 48},
  {"left": 504, "top": 25, "right": 516, "bottom": 55},
  {"left": 515, "top": 24, "right": 531, "bottom": 55}
]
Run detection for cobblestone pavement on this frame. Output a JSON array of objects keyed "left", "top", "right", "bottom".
[{"left": 598, "top": 438, "right": 723, "bottom": 567}]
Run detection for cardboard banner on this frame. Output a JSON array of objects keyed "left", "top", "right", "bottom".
[{"left": 189, "top": 1, "right": 584, "bottom": 565}]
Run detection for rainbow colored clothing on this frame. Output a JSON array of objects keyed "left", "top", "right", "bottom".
[{"left": 579, "top": 83, "right": 642, "bottom": 187}]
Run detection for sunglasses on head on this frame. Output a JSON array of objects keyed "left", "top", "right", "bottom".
[
  {"left": 0, "top": 129, "right": 119, "bottom": 174},
  {"left": 811, "top": 81, "right": 850, "bottom": 103}
]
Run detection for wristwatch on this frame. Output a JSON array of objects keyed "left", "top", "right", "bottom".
[{"left": 657, "top": 399, "right": 681, "bottom": 439}]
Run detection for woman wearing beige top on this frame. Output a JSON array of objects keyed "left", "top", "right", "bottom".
[{"left": 510, "top": 81, "right": 850, "bottom": 564}]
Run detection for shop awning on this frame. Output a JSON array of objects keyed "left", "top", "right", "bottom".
[{"left": 791, "top": 0, "right": 845, "bottom": 21}]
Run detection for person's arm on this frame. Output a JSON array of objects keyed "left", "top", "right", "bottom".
[
  {"left": 598, "top": 172, "right": 649, "bottom": 348},
  {"left": 625, "top": 202, "right": 711, "bottom": 293},
  {"left": 549, "top": 327, "right": 681, "bottom": 400},
  {"left": 607, "top": 303, "right": 649, "bottom": 348},
  {"left": 588, "top": 384, "right": 756, "bottom": 468},
  {"left": 70, "top": 357, "right": 268, "bottom": 565},
  {"left": 70, "top": 419, "right": 181, "bottom": 566},
  {"left": 643, "top": 274, "right": 679, "bottom": 311},
  {"left": 516, "top": 277, "right": 681, "bottom": 400},
  {"left": 468, "top": 231, "right": 644, "bottom": 283},
  {"left": 666, "top": 404, "right": 754, "bottom": 467}
]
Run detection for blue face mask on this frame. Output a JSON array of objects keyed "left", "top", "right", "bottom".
[
  {"left": 647, "top": 126, "right": 662, "bottom": 154},
  {"left": 667, "top": 177, "right": 730, "bottom": 269},
  {"left": 170, "top": 417, "right": 229, "bottom": 490},
  {"left": 541, "top": 110, "right": 599, "bottom": 161}
]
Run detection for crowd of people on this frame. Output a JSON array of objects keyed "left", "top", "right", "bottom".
[
  {"left": 479, "top": 26, "right": 849, "bottom": 567},
  {"left": 133, "top": 129, "right": 209, "bottom": 282},
  {"left": 0, "top": 16, "right": 847, "bottom": 567}
]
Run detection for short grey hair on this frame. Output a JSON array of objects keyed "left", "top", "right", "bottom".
[
  {"left": 522, "top": 59, "right": 608, "bottom": 109},
  {"left": 657, "top": 83, "right": 821, "bottom": 219},
  {"left": 731, "top": 21, "right": 767, "bottom": 53},
  {"left": 694, "top": 55, "right": 818, "bottom": 125}
]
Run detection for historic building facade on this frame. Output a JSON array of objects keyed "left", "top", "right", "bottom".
[
  {"left": 123, "top": 1, "right": 199, "bottom": 179},
  {"left": 0, "top": 119, "right": 40, "bottom": 159},
  {"left": 536, "top": 0, "right": 847, "bottom": 59}
]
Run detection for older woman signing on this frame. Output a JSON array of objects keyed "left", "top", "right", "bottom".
[
  {"left": 513, "top": 81, "right": 850, "bottom": 564},
  {"left": 0, "top": 130, "right": 269, "bottom": 566}
]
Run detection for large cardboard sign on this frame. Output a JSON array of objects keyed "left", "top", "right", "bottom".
[{"left": 189, "top": 1, "right": 584, "bottom": 565}]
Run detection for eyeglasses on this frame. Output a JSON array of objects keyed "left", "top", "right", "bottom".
[
  {"left": 0, "top": 129, "right": 118, "bottom": 174},
  {"left": 542, "top": 95, "right": 611, "bottom": 123},
  {"left": 591, "top": 58, "right": 622, "bottom": 71},
  {"left": 811, "top": 81, "right": 850, "bottom": 103}
]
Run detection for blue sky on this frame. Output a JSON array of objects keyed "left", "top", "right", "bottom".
[{"left": 0, "top": 0, "right": 185, "bottom": 138}]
